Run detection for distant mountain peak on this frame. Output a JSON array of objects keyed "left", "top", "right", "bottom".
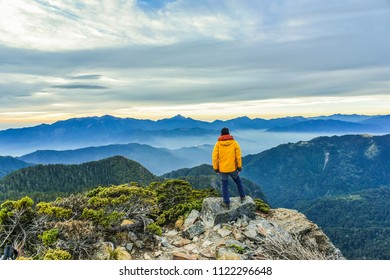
[
  {"left": 231, "top": 116, "right": 252, "bottom": 121},
  {"left": 171, "top": 114, "right": 188, "bottom": 120},
  {"left": 100, "top": 114, "right": 117, "bottom": 119}
]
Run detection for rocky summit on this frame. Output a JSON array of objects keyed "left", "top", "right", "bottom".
[{"left": 124, "top": 196, "right": 345, "bottom": 260}]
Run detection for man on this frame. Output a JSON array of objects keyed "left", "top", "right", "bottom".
[{"left": 212, "top": 127, "right": 246, "bottom": 209}]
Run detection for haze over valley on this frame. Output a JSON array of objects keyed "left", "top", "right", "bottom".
[
  {"left": 1, "top": 115, "right": 389, "bottom": 259},
  {"left": 1, "top": 113, "right": 389, "bottom": 157}
]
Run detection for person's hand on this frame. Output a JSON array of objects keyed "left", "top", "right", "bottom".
[
  {"left": 237, "top": 167, "right": 242, "bottom": 172},
  {"left": 214, "top": 169, "right": 219, "bottom": 174}
]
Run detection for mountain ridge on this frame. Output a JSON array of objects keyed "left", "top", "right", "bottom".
[
  {"left": 267, "top": 119, "right": 383, "bottom": 133},
  {"left": 0, "top": 156, "right": 157, "bottom": 202},
  {"left": 17, "top": 143, "right": 213, "bottom": 175},
  {"left": 241, "top": 134, "right": 390, "bottom": 208},
  {"left": 0, "top": 156, "right": 33, "bottom": 179},
  {"left": 1, "top": 114, "right": 389, "bottom": 156}
]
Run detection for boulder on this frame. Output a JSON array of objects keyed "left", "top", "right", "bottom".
[
  {"left": 200, "top": 197, "right": 256, "bottom": 228},
  {"left": 155, "top": 236, "right": 174, "bottom": 248},
  {"left": 217, "top": 227, "right": 232, "bottom": 238},
  {"left": 125, "top": 243, "right": 133, "bottom": 251},
  {"left": 182, "top": 220, "right": 205, "bottom": 239},
  {"left": 128, "top": 231, "right": 138, "bottom": 243},
  {"left": 134, "top": 240, "right": 145, "bottom": 249},
  {"left": 183, "top": 209, "right": 200, "bottom": 229}
]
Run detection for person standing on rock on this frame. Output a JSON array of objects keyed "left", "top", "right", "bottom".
[{"left": 212, "top": 127, "right": 246, "bottom": 209}]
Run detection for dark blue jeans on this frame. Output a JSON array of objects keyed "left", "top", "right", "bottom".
[{"left": 220, "top": 170, "right": 245, "bottom": 204}]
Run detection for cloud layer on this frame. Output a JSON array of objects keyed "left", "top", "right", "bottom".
[{"left": 0, "top": 0, "right": 389, "bottom": 128}]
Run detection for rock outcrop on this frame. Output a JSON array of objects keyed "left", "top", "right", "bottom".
[
  {"left": 200, "top": 197, "right": 256, "bottom": 228},
  {"left": 125, "top": 196, "right": 345, "bottom": 260}
]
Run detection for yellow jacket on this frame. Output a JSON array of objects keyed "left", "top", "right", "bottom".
[{"left": 212, "top": 135, "right": 242, "bottom": 173}]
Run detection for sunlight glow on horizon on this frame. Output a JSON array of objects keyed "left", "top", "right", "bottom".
[{"left": 0, "top": 95, "right": 389, "bottom": 130}]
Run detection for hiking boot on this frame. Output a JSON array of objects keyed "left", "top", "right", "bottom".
[
  {"left": 240, "top": 196, "right": 246, "bottom": 203},
  {"left": 221, "top": 201, "right": 230, "bottom": 210}
]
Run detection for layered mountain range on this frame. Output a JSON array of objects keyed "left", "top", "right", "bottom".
[{"left": 1, "top": 114, "right": 389, "bottom": 155}]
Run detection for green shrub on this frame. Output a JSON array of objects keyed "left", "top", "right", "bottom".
[
  {"left": 12, "top": 196, "right": 34, "bottom": 210},
  {"left": 152, "top": 179, "right": 194, "bottom": 210},
  {"left": 36, "top": 202, "right": 72, "bottom": 219},
  {"left": 254, "top": 198, "right": 271, "bottom": 213},
  {"left": 146, "top": 222, "right": 162, "bottom": 236},
  {"left": 0, "top": 179, "right": 219, "bottom": 259},
  {"left": 41, "top": 229, "right": 59, "bottom": 247},
  {"left": 16, "top": 256, "right": 33, "bottom": 260},
  {"left": 43, "top": 249, "right": 72, "bottom": 260},
  {"left": 0, "top": 196, "right": 36, "bottom": 253},
  {"left": 156, "top": 201, "right": 202, "bottom": 225},
  {"left": 152, "top": 180, "right": 217, "bottom": 226},
  {"left": 81, "top": 208, "right": 105, "bottom": 225},
  {"left": 0, "top": 196, "right": 35, "bottom": 224}
]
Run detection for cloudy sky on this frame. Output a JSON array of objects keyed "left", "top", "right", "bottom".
[{"left": 0, "top": 0, "right": 389, "bottom": 129}]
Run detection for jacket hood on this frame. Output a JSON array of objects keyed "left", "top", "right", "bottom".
[
  {"left": 218, "top": 135, "right": 234, "bottom": 146},
  {"left": 218, "top": 135, "right": 234, "bottom": 141}
]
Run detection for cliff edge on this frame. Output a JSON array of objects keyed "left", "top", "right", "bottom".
[{"left": 126, "top": 196, "right": 345, "bottom": 260}]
